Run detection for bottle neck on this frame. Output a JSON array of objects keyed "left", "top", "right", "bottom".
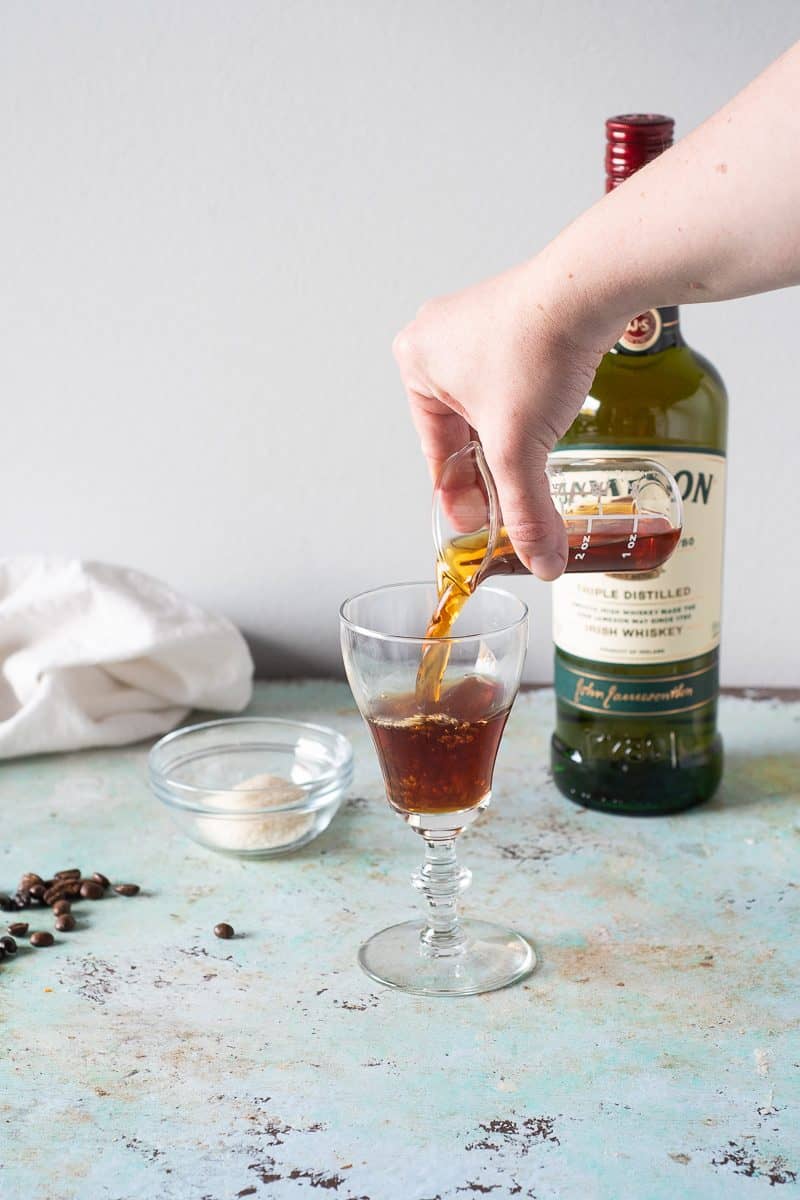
[
  {"left": 604, "top": 116, "right": 678, "bottom": 358},
  {"left": 612, "top": 304, "right": 682, "bottom": 357}
]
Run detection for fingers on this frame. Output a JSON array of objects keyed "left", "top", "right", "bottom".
[
  {"left": 433, "top": 440, "right": 492, "bottom": 535},
  {"left": 394, "top": 326, "right": 473, "bottom": 482},
  {"left": 406, "top": 388, "right": 472, "bottom": 483},
  {"left": 483, "top": 428, "right": 568, "bottom": 581}
]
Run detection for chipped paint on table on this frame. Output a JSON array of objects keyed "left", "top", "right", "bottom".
[{"left": 1, "top": 681, "right": 799, "bottom": 1199}]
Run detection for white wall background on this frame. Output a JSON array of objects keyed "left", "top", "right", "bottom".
[{"left": 1, "top": 2, "right": 797, "bottom": 684}]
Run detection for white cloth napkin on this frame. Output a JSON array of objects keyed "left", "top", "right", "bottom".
[{"left": 0, "top": 557, "right": 253, "bottom": 758}]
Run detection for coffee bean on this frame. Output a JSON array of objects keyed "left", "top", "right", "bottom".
[
  {"left": 19, "top": 873, "right": 44, "bottom": 891},
  {"left": 0, "top": 935, "right": 17, "bottom": 955},
  {"left": 28, "top": 883, "right": 46, "bottom": 901},
  {"left": 113, "top": 884, "right": 140, "bottom": 897},
  {"left": 50, "top": 876, "right": 81, "bottom": 898},
  {"left": 213, "top": 923, "right": 234, "bottom": 940},
  {"left": 45, "top": 877, "right": 70, "bottom": 893},
  {"left": 91, "top": 872, "right": 110, "bottom": 889},
  {"left": 7, "top": 922, "right": 28, "bottom": 937},
  {"left": 55, "top": 914, "right": 76, "bottom": 932},
  {"left": 0, "top": 895, "right": 16, "bottom": 913},
  {"left": 43, "top": 882, "right": 72, "bottom": 905},
  {"left": 13, "top": 891, "right": 30, "bottom": 909},
  {"left": 54, "top": 869, "right": 81, "bottom": 880},
  {"left": 29, "top": 931, "right": 54, "bottom": 948},
  {"left": 0, "top": 945, "right": 5, "bottom": 961},
  {"left": 79, "top": 880, "right": 103, "bottom": 900},
  {"left": 52, "top": 900, "right": 71, "bottom": 916}
]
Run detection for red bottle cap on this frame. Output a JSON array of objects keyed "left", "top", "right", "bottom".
[{"left": 605, "top": 114, "right": 674, "bottom": 191}]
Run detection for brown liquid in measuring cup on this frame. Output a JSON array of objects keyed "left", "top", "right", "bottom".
[{"left": 416, "top": 495, "right": 680, "bottom": 704}]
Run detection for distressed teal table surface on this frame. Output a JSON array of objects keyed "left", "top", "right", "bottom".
[{"left": 1, "top": 681, "right": 799, "bottom": 1200}]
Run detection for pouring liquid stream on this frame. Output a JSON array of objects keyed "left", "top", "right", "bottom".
[{"left": 415, "top": 495, "right": 681, "bottom": 705}]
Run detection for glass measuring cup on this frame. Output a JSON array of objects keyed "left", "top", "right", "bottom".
[{"left": 433, "top": 441, "right": 683, "bottom": 593}]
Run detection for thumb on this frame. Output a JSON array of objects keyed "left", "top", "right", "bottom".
[{"left": 483, "top": 428, "right": 568, "bottom": 581}]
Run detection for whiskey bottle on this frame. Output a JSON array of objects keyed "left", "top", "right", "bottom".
[{"left": 550, "top": 114, "right": 728, "bottom": 815}]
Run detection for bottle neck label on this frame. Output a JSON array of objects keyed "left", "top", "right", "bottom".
[{"left": 613, "top": 305, "right": 681, "bottom": 356}]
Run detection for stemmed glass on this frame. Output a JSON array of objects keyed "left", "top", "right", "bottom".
[{"left": 340, "top": 581, "right": 533, "bottom": 996}]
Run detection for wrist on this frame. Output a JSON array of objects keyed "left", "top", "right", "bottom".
[{"left": 522, "top": 221, "right": 651, "bottom": 354}]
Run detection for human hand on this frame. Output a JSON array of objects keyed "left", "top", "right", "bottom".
[{"left": 393, "top": 261, "right": 618, "bottom": 579}]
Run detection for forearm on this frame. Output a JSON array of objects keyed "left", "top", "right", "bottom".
[{"left": 534, "top": 40, "right": 800, "bottom": 343}]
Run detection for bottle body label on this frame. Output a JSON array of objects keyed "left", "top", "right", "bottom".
[
  {"left": 553, "top": 448, "right": 726, "bottom": 713},
  {"left": 554, "top": 654, "right": 719, "bottom": 716}
]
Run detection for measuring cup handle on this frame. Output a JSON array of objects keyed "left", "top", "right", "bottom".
[{"left": 432, "top": 440, "right": 501, "bottom": 569}]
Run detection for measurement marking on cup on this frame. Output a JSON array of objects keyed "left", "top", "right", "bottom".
[
  {"left": 622, "top": 513, "right": 640, "bottom": 560},
  {"left": 574, "top": 516, "right": 593, "bottom": 563}
]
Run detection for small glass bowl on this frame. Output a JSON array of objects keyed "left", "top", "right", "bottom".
[{"left": 149, "top": 717, "right": 354, "bottom": 858}]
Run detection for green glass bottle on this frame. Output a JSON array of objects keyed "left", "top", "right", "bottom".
[{"left": 550, "top": 115, "right": 728, "bottom": 816}]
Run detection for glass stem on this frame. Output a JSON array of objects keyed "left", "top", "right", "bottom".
[{"left": 412, "top": 838, "right": 471, "bottom": 957}]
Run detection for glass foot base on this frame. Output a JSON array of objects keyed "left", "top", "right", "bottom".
[{"left": 358, "top": 919, "right": 536, "bottom": 997}]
